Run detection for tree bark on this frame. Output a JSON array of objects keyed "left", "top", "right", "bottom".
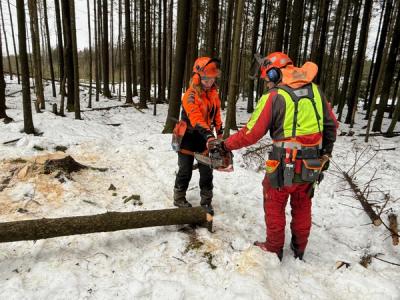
[
  {"left": 185, "top": 0, "right": 199, "bottom": 88},
  {"left": 388, "top": 214, "right": 399, "bottom": 246},
  {"left": 43, "top": 0, "right": 56, "bottom": 97},
  {"left": 224, "top": 0, "right": 244, "bottom": 136},
  {"left": 125, "top": 0, "right": 133, "bottom": 104},
  {"left": 365, "top": 0, "right": 393, "bottom": 118},
  {"left": 7, "top": 0, "right": 20, "bottom": 83},
  {"left": 302, "top": 0, "right": 315, "bottom": 62},
  {"left": 372, "top": 5, "right": 400, "bottom": 132},
  {"left": 163, "top": 0, "right": 190, "bottom": 133},
  {"left": 139, "top": 0, "right": 148, "bottom": 108},
  {"left": 87, "top": 0, "right": 93, "bottom": 108},
  {"left": 28, "top": 0, "right": 45, "bottom": 110},
  {"left": 143, "top": 0, "right": 151, "bottom": 108},
  {"left": 94, "top": 0, "right": 100, "bottom": 102},
  {"left": 69, "top": 0, "right": 81, "bottom": 119},
  {"left": 54, "top": 0, "right": 64, "bottom": 85},
  {"left": 0, "top": 207, "right": 212, "bottom": 243},
  {"left": 0, "top": 2, "right": 12, "bottom": 80},
  {"left": 289, "top": 0, "right": 305, "bottom": 65},
  {"left": 102, "top": 0, "right": 111, "bottom": 98},
  {"left": 345, "top": 0, "right": 372, "bottom": 126},
  {"left": 247, "top": 0, "right": 261, "bottom": 113},
  {"left": 16, "top": 0, "right": 34, "bottom": 134},
  {"left": 274, "top": 0, "right": 288, "bottom": 52},
  {"left": 205, "top": 0, "right": 219, "bottom": 56},
  {"left": 337, "top": 3, "right": 360, "bottom": 120},
  {"left": 220, "top": 0, "right": 235, "bottom": 110},
  {"left": 61, "top": 0, "right": 75, "bottom": 111},
  {"left": 0, "top": 18, "right": 9, "bottom": 119}
]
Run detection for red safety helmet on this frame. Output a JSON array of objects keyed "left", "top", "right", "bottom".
[
  {"left": 260, "top": 52, "right": 293, "bottom": 79},
  {"left": 192, "top": 57, "right": 221, "bottom": 85}
]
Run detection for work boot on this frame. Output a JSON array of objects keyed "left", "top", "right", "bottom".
[
  {"left": 200, "top": 189, "right": 214, "bottom": 215},
  {"left": 173, "top": 188, "right": 192, "bottom": 208},
  {"left": 254, "top": 241, "right": 283, "bottom": 261},
  {"left": 290, "top": 238, "right": 304, "bottom": 260}
]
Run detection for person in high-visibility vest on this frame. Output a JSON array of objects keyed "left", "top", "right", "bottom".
[
  {"left": 222, "top": 52, "right": 338, "bottom": 260},
  {"left": 172, "top": 57, "right": 223, "bottom": 215}
]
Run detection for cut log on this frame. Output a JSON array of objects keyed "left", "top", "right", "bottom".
[
  {"left": 343, "top": 172, "right": 382, "bottom": 226},
  {"left": 388, "top": 214, "right": 399, "bottom": 246},
  {"left": 0, "top": 207, "right": 213, "bottom": 243}
]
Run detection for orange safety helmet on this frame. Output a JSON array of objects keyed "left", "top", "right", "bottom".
[
  {"left": 260, "top": 52, "right": 293, "bottom": 81},
  {"left": 192, "top": 57, "right": 221, "bottom": 85}
]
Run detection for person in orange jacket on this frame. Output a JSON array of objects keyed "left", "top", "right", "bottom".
[
  {"left": 219, "top": 52, "right": 338, "bottom": 260},
  {"left": 173, "top": 57, "right": 223, "bottom": 215}
]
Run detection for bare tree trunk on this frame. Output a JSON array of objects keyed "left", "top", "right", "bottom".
[
  {"left": 16, "top": 0, "right": 35, "bottom": 134},
  {"left": 43, "top": 0, "right": 56, "bottom": 97},
  {"left": 337, "top": 3, "right": 360, "bottom": 120},
  {"left": 7, "top": 0, "right": 20, "bottom": 83},
  {"left": 185, "top": 0, "right": 199, "bottom": 88},
  {"left": 205, "top": 0, "right": 219, "bottom": 56},
  {"left": 125, "top": 0, "right": 133, "bottom": 103},
  {"left": 0, "top": 18, "right": 10, "bottom": 120},
  {"left": 224, "top": 0, "right": 244, "bottom": 136},
  {"left": 0, "top": 207, "right": 211, "bottom": 243},
  {"left": 289, "top": 0, "right": 304, "bottom": 65},
  {"left": 54, "top": 0, "right": 64, "bottom": 85},
  {"left": 28, "top": 0, "right": 45, "bottom": 110},
  {"left": 69, "top": 0, "right": 81, "bottom": 119},
  {"left": 364, "top": 0, "right": 385, "bottom": 111},
  {"left": 157, "top": 0, "right": 163, "bottom": 104},
  {"left": 247, "top": 0, "right": 261, "bottom": 113},
  {"left": 102, "top": 0, "right": 111, "bottom": 98},
  {"left": 220, "top": 0, "right": 235, "bottom": 110},
  {"left": 95, "top": 0, "right": 100, "bottom": 102},
  {"left": 160, "top": 0, "right": 167, "bottom": 103},
  {"left": 0, "top": 2, "right": 12, "bottom": 80},
  {"left": 111, "top": 0, "right": 115, "bottom": 93},
  {"left": 144, "top": 0, "right": 151, "bottom": 108},
  {"left": 163, "top": 0, "right": 190, "bottom": 133},
  {"left": 167, "top": 0, "right": 173, "bottom": 100},
  {"left": 275, "top": 0, "right": 288, "bottom": 51},
  {"left": 302, "top": 0, "right": 315, "bottom": 62},
  {"left": 138, "top": 0, "right": 148, "bottom": 108},
  {"left": 61, "top": 0, "right": 75, "bottom": 111},
  {"left": 365, "top": 0, "right": 393, "bottom": 118},
  {"left": 118, "top": 0, "right": 122, "bottom": 101},
  {"left": 132, "top": 0, "right": 138, "bottom": 97},
  {"left": 345, "top": 0, "right": 372, "bottom": 126},
  {"left": 87, "top": 0, "right": 93, "bottom": 108},
  {"left": 372, "top": 5, "right": 400, "bottom": 132}
]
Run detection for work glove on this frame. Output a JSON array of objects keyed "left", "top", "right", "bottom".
[{"left": 206, "top": 136, "right": 216, "bottom": 150}]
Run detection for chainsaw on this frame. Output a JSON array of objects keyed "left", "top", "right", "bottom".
[{"left": 194, "top": 139, "right": 234, "bottom": 172}]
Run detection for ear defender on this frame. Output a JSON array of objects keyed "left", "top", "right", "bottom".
[{"left": 267, "top": 68, "right": 281, "bottom": 83}]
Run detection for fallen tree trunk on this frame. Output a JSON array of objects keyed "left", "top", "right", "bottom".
[
  {"left": 0, "top": 207, "right": 212, "bottom": 243},
  {"left": 343, "top": 172, "right": 382, "bottom": 226},
  {"left": 389, "top": 214, "right": 399, "bottom": 246}
]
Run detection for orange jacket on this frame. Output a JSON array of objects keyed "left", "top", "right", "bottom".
[{"left": 181, "top": 86, "right": 223, "bottom": 140}]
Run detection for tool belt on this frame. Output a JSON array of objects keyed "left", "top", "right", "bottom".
[
  {"left": 265, "top": 144, "right": 323, "bottom": 188},
  {"left": 171, "top": 120, "right": 187, "bottom": 152}
]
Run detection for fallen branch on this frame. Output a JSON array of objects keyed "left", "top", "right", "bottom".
[
  {"left": 388, "top": 214, "right": 399, "bottom": 246},
  {"left": 81, "top": 103, "right": 144, "bottom": 114},
  {"left": 342, "top": 172, "right": 382, "bottom": 226},
  {"left": 0, "top": 207, "right": 212, "bottom": 243},
  {"left": 3, "top": 138, "right": 21, "bottom": 145},
  {"left": 358, "top": 132, "right": 400, "bottom": 137}
]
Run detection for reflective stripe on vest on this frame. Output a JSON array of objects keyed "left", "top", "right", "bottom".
[{"left": 279, "top": 83, "right": 323, "bottom": 138}]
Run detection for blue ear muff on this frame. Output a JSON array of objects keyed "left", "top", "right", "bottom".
[{"left": 267, "top": 68, "right": 281, "bottom": 83}]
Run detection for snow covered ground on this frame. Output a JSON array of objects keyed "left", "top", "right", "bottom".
[{"left": 0, "top": 78, "right": 399, "bottom": 299}]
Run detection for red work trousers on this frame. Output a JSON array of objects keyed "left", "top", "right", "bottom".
[{"left": 262, "top": 175, "right": 313, "bottom": 254}]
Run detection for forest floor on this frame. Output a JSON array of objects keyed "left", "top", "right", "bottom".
[{"left": 0, "top": 78, "right": 399, "bottom": 299}]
